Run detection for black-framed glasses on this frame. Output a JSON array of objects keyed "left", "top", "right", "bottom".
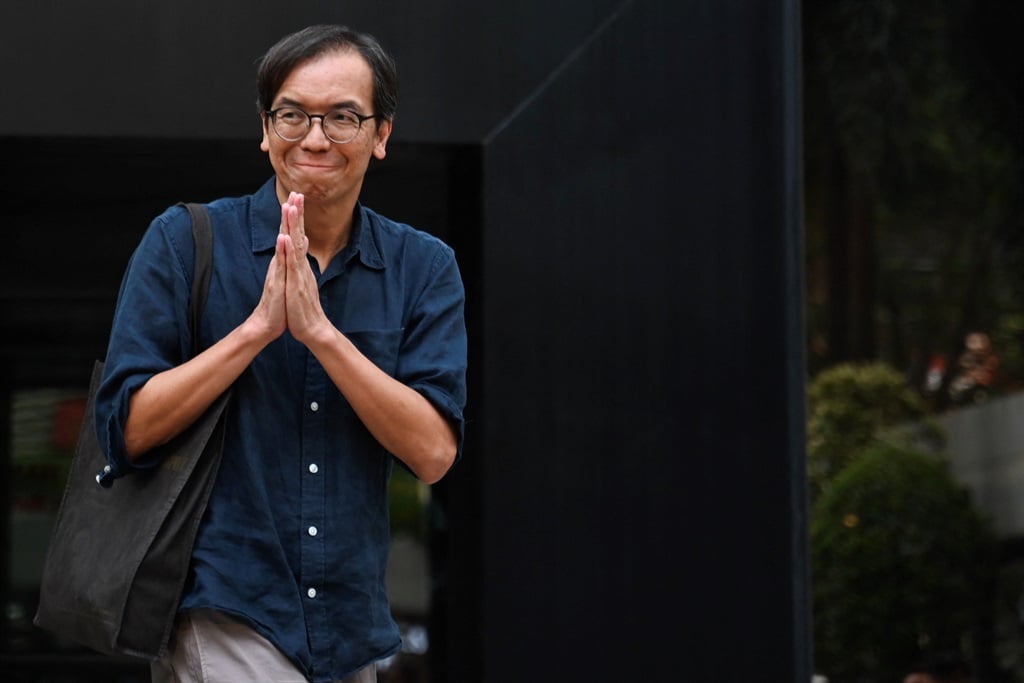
[{"left": 265, "top": 106, "right": 378, "bottom": 144}]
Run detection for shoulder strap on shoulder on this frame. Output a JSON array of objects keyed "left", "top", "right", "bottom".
[{"left": 178, "top": 202, "right": 213, "bottom": 357}]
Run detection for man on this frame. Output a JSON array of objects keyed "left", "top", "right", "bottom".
[{"left": 95, "top": 25, "right": 468, "bottom": 683}]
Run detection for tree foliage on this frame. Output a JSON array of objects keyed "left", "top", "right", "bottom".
[
  {"left": 807, "top": 362, "right": 941, "bottom": 501},
  {"left": 807, "top": 361, "right": 999, "bottom": 681},
  {"left": 811, "top": 443, "right": 995, "bottom": 683},
  {"left": 803, "top": 0, "right": 1024, "bottom": 391}
]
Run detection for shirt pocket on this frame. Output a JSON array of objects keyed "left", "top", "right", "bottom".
[{"left": 345, "top": 329, "right": 403, "bottom": 377}]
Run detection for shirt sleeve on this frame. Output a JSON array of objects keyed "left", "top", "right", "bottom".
[
  {"left": 397, "top": 241, "right": 469, "bottom": 461},
  {"left": 95, "top": 206, "right": 196, "bottom": 478}
]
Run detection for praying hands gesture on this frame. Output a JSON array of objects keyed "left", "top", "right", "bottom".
[
  {"left": 251, "top": 191, "right": 329, "bottom": 345},
  {"left": 124, "top": 192, "right": 457, "bottom": 483}
]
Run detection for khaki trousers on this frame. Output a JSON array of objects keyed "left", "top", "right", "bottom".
[{"left": 150, "top": 610, "right": 377, "bottom": 683}]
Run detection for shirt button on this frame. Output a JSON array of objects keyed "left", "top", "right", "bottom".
[
  {"left": 308, "top": 463, "right": 319, "bottom": 474},
  {"left": 309, "top": 401, "right": 319, "bottom": 412},
  {"left": 308, "top": 526, "right": 318, "bottom": 536},
  {"left": 307, "top": 587, "right": 317, "bottom": 599}
]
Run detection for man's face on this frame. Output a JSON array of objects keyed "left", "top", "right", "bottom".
[{"left": 260, "top": 49, "right": 392, "bottom": 207}]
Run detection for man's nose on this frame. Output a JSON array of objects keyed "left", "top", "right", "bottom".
[{"left": 302, "top": 116, "right": 332, "bottom": 146}]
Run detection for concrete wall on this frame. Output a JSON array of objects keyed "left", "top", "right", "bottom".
[{"left": 941, "top": 393, "right": 1024, "bottom": 538}]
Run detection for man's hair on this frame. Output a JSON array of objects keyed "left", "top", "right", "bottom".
[{"left": 256, "top": 25, "right": 398, "bottom": 121}]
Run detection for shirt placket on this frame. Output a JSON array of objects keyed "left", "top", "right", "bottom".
[{"left": 300, "top": 344, "right": 330, "bottom": 658}]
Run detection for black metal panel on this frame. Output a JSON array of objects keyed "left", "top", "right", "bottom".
[
  {"left": 471, "top": 1, "right": 807, "bottom": 680},
  {"left": 0, "top": 0, "right": 624, "bottom": 144}
]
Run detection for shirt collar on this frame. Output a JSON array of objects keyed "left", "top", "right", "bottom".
[{"left": 250, "top": 176, "right": 385, "bottom": 270}]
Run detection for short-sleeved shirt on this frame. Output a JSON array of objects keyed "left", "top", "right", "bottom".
[{"left": 95, "top": 176, "right": 468, "bottom": 682}]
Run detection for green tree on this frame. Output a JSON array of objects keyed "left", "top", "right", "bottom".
[
  {"left": 807, "top": 361, "right": 1002, "bottom": 681},
  {"left": 811, "top": 443, "right": 996, "bottom": 683},
  {"left": 807, "top": 362, "right": 941, "bottom": 502}
]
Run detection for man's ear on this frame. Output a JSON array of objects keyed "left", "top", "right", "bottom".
[
  {"left": 372, "top": 119, "right": 393, "bottom": 160},
  {"left": 259, "top": 113, "right": 271, "bottom": 152}
]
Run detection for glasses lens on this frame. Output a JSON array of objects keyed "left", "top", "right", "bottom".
[
  {"left": 323, "top": 111, "right": 361, "bottom": 144},
  {"left": 273, "top": 108, "right": 309, "bottom": 141}
]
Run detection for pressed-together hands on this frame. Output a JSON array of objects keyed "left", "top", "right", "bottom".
[
  {"left": 251, "top": 192, "right": 329, "bottom": 346},
  {"left": 123, "top": 192, "right": 458, "bottom": 482},
  {"left": 123, "top": 193, "right": 325, "bottom": 459}
]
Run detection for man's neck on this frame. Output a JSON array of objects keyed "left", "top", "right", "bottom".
[{"left": 303, "top": 200, "right": 355, "bottom": 271}]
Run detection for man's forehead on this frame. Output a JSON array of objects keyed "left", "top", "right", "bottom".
[{"left": 274, "top": 51, "right": 374, "bottom": 104}]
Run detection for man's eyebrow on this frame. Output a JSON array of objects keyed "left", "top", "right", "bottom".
[{"left": 274, "top": 96, "right": 365, "bottom": 112}]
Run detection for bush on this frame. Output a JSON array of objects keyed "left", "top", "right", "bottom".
[
  {"left": 807, "top": 362, "right": 942, "bottom": 501},
  {"left": 811, "top": 443, "right": 995, "bottom": 683}
]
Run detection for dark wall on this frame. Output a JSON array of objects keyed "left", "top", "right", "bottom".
[
  {"left": 463, "top": 2, "right": 808, "bottom": 680},
  {"left": 0, "top": 0, "right": 622, "bottom": 144},
  {"left": 1, "top": 1, "right": 808, "bottom": 681}
]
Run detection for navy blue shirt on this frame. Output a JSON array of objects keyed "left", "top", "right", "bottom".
[{"left": 95, "top": 177, "right": 467, "bottom": 682}]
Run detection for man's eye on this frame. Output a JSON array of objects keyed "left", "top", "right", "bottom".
[
  {"left": 278, "top": 110, "right": 305, "bottom": 123},
  {"left": 329, "top": 111, "right": 359, "bottom": 126}
]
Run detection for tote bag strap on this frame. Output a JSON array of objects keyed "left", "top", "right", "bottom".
[
  {"left": 93, "top": 203, "right": 213, "bottom": 489},
  {"left": 180, "top": 202, "right": 213, "bottom": 356}
]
